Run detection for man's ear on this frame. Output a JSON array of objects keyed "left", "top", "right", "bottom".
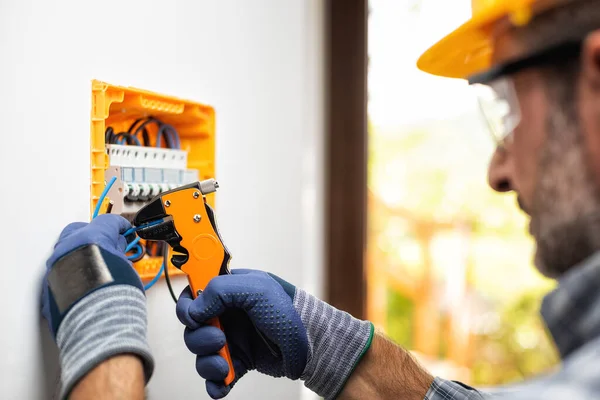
[
  {"left": 581, "top": 30, "right": 600, "bottom": 90},
  {"left": 579, "top": 30, "right": 600, "bottom": 187}
]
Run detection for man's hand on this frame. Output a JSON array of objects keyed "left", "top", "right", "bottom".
[
  {"left": 176, "top": 269, "right": 374, "bottom": 400},
  {"left": 41, "top": 215, "right": 154, "bottom": 399}
]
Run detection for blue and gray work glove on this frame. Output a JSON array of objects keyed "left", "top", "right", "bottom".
[
  {"left": 41, "top": 214, "right": 154, "bottom": 399},
  {"left": 176, "top": 269, "right": 374, "bottom": 399}
]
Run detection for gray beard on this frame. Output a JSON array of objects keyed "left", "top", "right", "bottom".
[
  {"left": 534, "top": 212, "right": 600, "bottom": 278},
  {"left": 530, "top": 104, "right": 600, "bottom": 278}
]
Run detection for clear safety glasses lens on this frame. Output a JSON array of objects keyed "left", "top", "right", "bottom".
[{"left": 472, "top": 78, "right": 521, "bottom": 144}]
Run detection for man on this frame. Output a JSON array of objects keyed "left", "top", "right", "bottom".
[{"left": 41, "top": 0, "right": 600, "bottom": 399}]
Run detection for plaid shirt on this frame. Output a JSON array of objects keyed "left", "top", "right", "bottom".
[{"left": 425, "top": 251, "right": 600, "bottom": 400}]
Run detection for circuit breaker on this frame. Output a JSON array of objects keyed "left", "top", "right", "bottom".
[{"left": 90, "top": 80, "right": 216, "bottom": 280}]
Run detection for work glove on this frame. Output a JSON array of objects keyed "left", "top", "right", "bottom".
[
  {"left": 176, "top": 269, "right": 374, "bottom": 400},
  {"left": 41, "top": 214, "right": 154, "bottom": 399}
]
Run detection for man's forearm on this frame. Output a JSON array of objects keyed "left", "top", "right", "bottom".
[
  {"left": 339, "top": 333, "right": 434, "bottom": 400},
  {"left": 70, "top": 355, "right": 145, "bottom": 400}
]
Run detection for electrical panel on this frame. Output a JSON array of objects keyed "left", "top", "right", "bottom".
[{"left": 90, "top": 80, "right": 216, "bottom": 280}]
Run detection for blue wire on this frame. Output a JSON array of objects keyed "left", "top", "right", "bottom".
[
  {"left": 124, "top": 221, "right": 166, "bottom": 291},
  {"left": 169, "top": 126, "right": 181, "bottom": 149},
  {"left": 125, "top": 234, "right": 163, "bottom": 291},
  {"left": 125, "top": 236, "right": 141, "bottom": 253},
  {"left": 123, "top": 227, "right": 137, "bottom": 237},
  {"left": 130, "top": 135, "right": 142, "bottom": 146},
  {"left": 93, "top": 176, "right": 117, "bottom": 219},
  {"left": 93, "top": 173, "right": 166, "bottom": 292},
  {"left": 132, "top": 244, "right": 143, "bottom": 257},
  {"left": 144, "top": 262, "right": 165, "bottom": 291},
  {"left": 156, "top": 128, "right": 164, "bottom": 148},
  {"left": 127, "top": 243, "right": 143, "bottom": 260},
  {"left": 156, "top": 128, "right": 170, "bottom": 148},
  {"left": 116, "top": 136, "right": 141, "bottom": 145}
]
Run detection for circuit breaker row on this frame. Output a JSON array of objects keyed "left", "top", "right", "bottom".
[
  {"left": 119, "top": 166, "right": 198, "bottom": 201},
  {"left": 104, "top": 144, "right": 198, "bottom": 216}
]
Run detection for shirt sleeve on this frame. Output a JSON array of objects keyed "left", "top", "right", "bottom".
[{"left": 425, "top": 377, "right": 488, "bottom": 400}]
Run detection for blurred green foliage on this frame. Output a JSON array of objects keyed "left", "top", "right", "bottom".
[
  {"left": 369, "top": 120, "right": 558, "bottom": 384},
  {"left": 471, "top": 290, "right": 559, "bottom": 385},
  {"left": 387, "top": 289, "right": 415, "bottom": 349}
]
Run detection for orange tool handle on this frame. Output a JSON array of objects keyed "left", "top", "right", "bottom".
[
  {"left": 191, "top": 287, "right": 235, "bottom": 386},
  {"left": 209, "top": 317, "right": 236, "bottom": 386},
  {"left": 159, "top": 186, "right": 236, "bottom": 386},
  {"left": 184, "top": 257, "right": 235, "bottom": 387}
]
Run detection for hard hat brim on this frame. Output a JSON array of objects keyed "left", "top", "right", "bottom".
[{"left": 417, "top": 1, "right": 538, "bottom": 79}]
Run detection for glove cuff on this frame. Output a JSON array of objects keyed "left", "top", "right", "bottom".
[
  {"left": 294, "top": 288, "right": 374, "bottom": 400},
  {"left": 56, "top": 285, "right": 154, "bottom": 399},
  {"left": 47, "top": 244, "right": 144, "bottom": 336}
]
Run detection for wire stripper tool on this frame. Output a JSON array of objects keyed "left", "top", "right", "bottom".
[{"left": 133, "top": 179, "right": 236, "bottom": 386}]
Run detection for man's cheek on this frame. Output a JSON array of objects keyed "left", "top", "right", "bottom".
[
  {"left": 512, "top": 90, "right": 549, "bottom": 207},
  {"left": 511, "top": 133, "right": 539, "bottom": 207}
]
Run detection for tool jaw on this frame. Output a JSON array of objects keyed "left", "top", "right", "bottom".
[{"left": 132, "top": 180, "right": 230, "bottom": 291}]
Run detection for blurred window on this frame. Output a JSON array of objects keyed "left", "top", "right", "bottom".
[{"left": 366, "top": 0, "right": 558, "bottom": 385}]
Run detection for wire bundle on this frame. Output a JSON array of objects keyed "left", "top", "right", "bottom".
[
  {"left": 96, "top": 116, "right": 183, "bottom": 300},
  {"left": 93, "top": 176, "right": 177, "bottom": 300},
  {"left": 105, "top": 116, "right": 181, "bottom": 149}
]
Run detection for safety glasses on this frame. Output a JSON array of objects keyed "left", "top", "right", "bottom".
[
  {"left": 471, "top": 77, "right": 520, "bottom": 145},
  {"left": 468, "top": 40, "right": 582, "bottom": 144}
]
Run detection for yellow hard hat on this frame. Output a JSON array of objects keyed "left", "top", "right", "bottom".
[{"left": 417, "top": 0, "right": 549, "bottom": 79}]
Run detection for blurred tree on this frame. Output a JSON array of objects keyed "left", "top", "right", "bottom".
[
  {"left": 367, "top": 119, "right": 558, "bottom": 384},
  {"left": 471, "top": 291, "right": 559, "bottom": 385},
  {"left": 387, "top": 288, "right": 415, "bottom": 349}
]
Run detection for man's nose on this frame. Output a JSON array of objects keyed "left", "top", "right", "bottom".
[{"left": 488, "top": 146, "right": 513, "bottom": 193}]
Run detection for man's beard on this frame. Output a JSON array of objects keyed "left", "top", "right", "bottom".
[{"left": 530, "top": 103, "right": 600, "bottom": 278}]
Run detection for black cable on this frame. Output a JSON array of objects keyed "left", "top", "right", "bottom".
[
  {"left": 163, "top": 243, "right": 178, "bottom": 303},
  {"left": 130, "top": 117, "right": 170, "bottom": 147},
  {"left": 127, "top": 244, "right": 146, "bottom": 263},
  {"left": 139, "top": 127, "right": 151, "bottom": 147},
  {"left": 111, "top": 132, "right": 140, "bottom": 145},
  {"left": 121, "top": 116, "right": 178, "bottom": 149},
  {"left": 105, "top": 126, "right": 115, "bottom": 143},
  {"left": 155, "top": 121, "right": 174, "bottom": 149},
  {"left": 156, "top": 241, "right": 165, "bottom": 257},
  {"left": 156, "top": 123, "right": 175, "bottom": 149},
  {"left": 128, "top": 117, "right": 154, "bottom": 147},
  {"left": 129, "top": 117, "right": 156, "bottom": 134},
  {"left": 128, "top": 117, "right": 149, "bottom": 145}
]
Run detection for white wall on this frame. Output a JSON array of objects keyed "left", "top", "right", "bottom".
[{"left": 0, "top": 1, "right": 324, "bottom": 399}]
